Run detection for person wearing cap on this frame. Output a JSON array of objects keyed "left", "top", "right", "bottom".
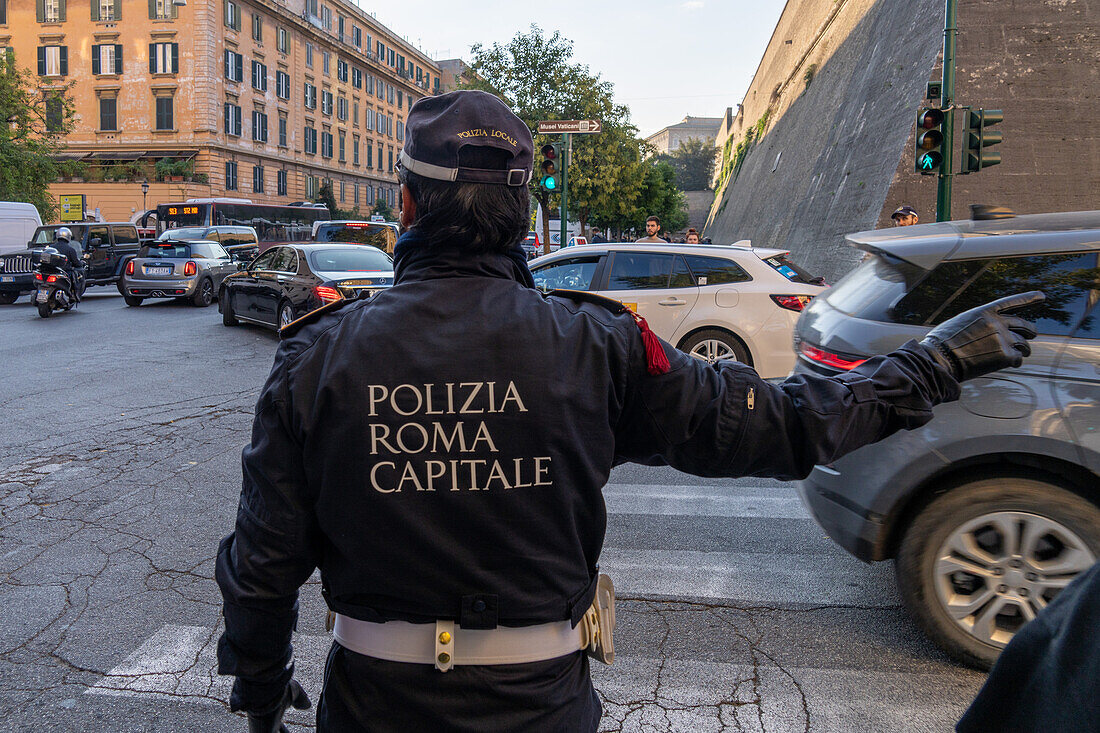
[
  {"left": 892, "top": 205, "right": 919, "bottom": 226},
  {"left": 215, "top": 89, "right": 1044, "bottom": 732}
]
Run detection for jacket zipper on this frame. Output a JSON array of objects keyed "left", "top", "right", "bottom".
[{"left": 747, "top": 387, "right": 755, "bottom": 410}]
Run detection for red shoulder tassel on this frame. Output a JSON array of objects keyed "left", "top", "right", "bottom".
[{"left": 630, "top": 312, "right": 670, "bottom": 376}]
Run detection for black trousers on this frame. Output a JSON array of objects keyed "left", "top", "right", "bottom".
[{"left": 316, "top": 643, "right": 602, "bottom": 732}]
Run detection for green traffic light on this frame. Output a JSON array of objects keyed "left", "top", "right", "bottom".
[
  {"left": 919, "top": 152, "right": 942, "bottom": 171},
  {"left": 541, "top": 175, "right": 558, "bottom": 191}
]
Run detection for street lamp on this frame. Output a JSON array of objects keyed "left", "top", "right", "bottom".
[{"left": 141, "top": 179, "right": 149, "bottom": 211}]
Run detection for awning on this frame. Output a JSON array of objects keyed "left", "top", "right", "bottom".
[
  {"left": 89, "top": 151, "right": 147, "bottom": 160},
  {"left": 52, "top": 151, "right": 90, "bottom": 160},
  {"left": 143, "top": 150, "right": 198, "bottom": 160}
]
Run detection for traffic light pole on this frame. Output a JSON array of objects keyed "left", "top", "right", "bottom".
[
  {"left": 560, "top": 133, "right": 570, "bottom": 248},
  {"left": 937, "top": 0, "right": 957, "bottom": 222}
]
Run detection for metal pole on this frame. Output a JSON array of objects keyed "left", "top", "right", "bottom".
[
  {"left": 560, "top": 133, "right": 570, "bottom": 248},
  {"left": 937, "top": 0, "right": 957, "bottom": 222}
]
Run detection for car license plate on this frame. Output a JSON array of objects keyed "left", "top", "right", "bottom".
[
  {"left": 0, "top": 276, "right": 12, "bottom": 282},
  {"left": 36, "top": 289, "right": 48, "bottom": 302},
  {"left": 146, "top": 266, "right": 172, "bottom": 276}
]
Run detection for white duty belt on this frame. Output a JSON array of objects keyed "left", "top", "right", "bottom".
[{"left": 331, "top": 574, "right": 616, "bottom": 672}]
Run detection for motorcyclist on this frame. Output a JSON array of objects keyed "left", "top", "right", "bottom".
[{"left": 51, "top": 227, "right": 85, "bottom": 301}]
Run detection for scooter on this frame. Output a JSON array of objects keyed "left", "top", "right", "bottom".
[{"left": 32, "top": 247, "right": 83, "bottom": 318}]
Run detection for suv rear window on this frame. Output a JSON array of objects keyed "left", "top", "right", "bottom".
[
  {"left": 823, "top": 254, "right": 925, "bottom": 321},
  {"left": 893, "top": 253, "right": 1100, "bottom": 336},
  {"left": 141, "top": 243, "right": 191, "bottom": 258},
  {"left": 315, "top": 223, "right": 397, "bottom": 252}
]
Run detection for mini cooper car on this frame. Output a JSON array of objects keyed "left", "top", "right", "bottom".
[{"left": 120, "top": 240, "right": 238, "bottom": 307}]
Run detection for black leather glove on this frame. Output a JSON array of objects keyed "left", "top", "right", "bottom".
[
  {"left": 920, "top": 291, "right": 1044, "bottom": 382},
  {"left": 247, "top": 679, "right": 311, "bottom": 733}
]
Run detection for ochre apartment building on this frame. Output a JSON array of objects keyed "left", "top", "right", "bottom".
[{"left": 3, "top": 0, "right": 439, "bottom": 221}]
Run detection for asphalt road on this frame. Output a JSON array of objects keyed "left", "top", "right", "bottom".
[{"left": 0, "top": 291, "right": 986, "bottom": 732}]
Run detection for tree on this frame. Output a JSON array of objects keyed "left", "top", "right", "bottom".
[
  {"left": 371, "top": 198, "right": 394, "bottom": 221},
  {"left": 627, "top": 161, "right": 688, "bottom": 235},
  {"left": 655, "top": 137, "right": 716, "bottom": 191},
  {"left": 0, "top": 52, "right": 75, "bottom": 222}
]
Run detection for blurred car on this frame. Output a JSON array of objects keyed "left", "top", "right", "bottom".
[
  {"left": 312, "top": 220, "right": 399, "bottom": 255},
  {"left": 530, "top": 241, "right": 825, "bottom": 379},
  {"left": 220, "top": 243, "right": 393, "bottom": 330},
  {"left": 793, "top": 210, "right": 1100, "bottom": 669},
  {"left": 157, "top": 225, "right": 259, "bottom": 262},
  {"left": 521, "top": 231, "right": 542, "bottom": 260},
  {"left": 120, "top": 240, "right": 238, "bottom": 307}
]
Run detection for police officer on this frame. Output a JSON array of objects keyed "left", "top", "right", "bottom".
[
  {"left": 52, "top": 227, "right": 85, "bottom": 301},
  {"left": 216, "top": 90, "right": 1043, "bottom": 732}
]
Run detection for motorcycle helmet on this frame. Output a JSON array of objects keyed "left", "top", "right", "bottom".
[{"left": 56, "top": 227, "right": 73, "bottom": 242}]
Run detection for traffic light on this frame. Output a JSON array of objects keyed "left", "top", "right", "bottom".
[
  {"left": 538, "top": 143, "right": 562, "bottom": 192},
  {"left": 963, "top": 109, "right": 1003, "bottom": 173},
  {"left": 915, "top": 108, "right": 945, "bottom": 175}
]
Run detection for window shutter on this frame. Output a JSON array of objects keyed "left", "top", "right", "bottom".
[
  {"left": 113, "top": 0, "right": 120, "bottom": 20},
  {"left": 36, "top": 0, "right": 44, "bottom": 22},
  {"left": 170, "top": 2, "right": 177, "bottom": 19},
  {"left": 91, "top": 0, "right": 99, "bottom": 21},
  {"left": 171, "top": 44, "right": 178, "bottom": 72},
  {"left": 148, "top": 0, "right": 156, "bottom": 18},
  {"left": 224, "top": 104, "right": 230, "bottom": 133},
  {"left": 58, "top": 0, "right": 65, "bottom": 21},
  {"left": 59, "top": 46, "right": 67, "bottom": 75},
  {"left": 114, "top": 45, "right": 122, "bottom": 74},
  {"left": 92, "top": 45, "right": 100, "bottom": 75},
  {"left": 235, "top": 54, "right": 242, "bottom": 82},
  {"left": 37, "top": 46, "right": 45, "bottom": 75},
  {"left": 149, "top": 43, "right": 155, "bottom": 73},
  {"left": 224, "top": 50, "right": 229, "bottom": 78}
]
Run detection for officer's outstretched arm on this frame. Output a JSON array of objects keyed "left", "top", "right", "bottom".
[{"left": 215, "top": 364, "right": 321, "bottom": 720}]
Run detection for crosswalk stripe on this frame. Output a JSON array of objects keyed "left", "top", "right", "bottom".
[{"left": 603, "top": 483, "right": 810, "bottom": 519}]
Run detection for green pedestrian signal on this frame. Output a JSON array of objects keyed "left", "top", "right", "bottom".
[
  {"left": 963, "top": 109, "right": 1003, "bottom": 173},
  {"left": 538, "top": 143, "right": 562, "bottom": 192},
  {"left": 915, "top": 108, "right": 945, "bottom": 175}
]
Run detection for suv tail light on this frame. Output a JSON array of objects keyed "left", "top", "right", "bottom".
[
  {"left": 798, "top": 343, "right": 867, "bottom": 370},
  {"left": 184, "top": 261, "right": 197, "bottom": 276},
  {"left": 314, "top": 285, "right": 343, "bottom": 304},
  {"left": 46, "top": 274, "right": 57, "bottom": 283},
  {"left": 126, "top": 259, "right": 134, "bottom": 275},
  {"left": 770, "top": 294, "right": 813, "bottom": 312},
  {"left": 34, "top": 272, "right": 43, "bottom": 281}
]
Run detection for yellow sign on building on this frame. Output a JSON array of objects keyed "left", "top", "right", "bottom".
[{"left": 59, "top": 194, "right": 85, "bottom": 223}]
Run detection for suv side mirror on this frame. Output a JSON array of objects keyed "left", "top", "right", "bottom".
[{"left": 89, "top": 237, "right": 103, "bottom": 248}]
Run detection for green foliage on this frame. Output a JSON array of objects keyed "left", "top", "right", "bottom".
[
  {"left": 154, "top": 157, "right": 195, "bottom": 181},
  {"left": 0, "top": 52, "right": 75, "bottom": 221},
  {"left": 315, "top": 181, "right": 362, "bottom": 219},
  {"left": 714, "top": 111, "right": 773, "bottom": 197},
  {"left": 802, "top": 63, "right": 818, "bottom": 90},
  {"left": 371, "top": 198, "right": 394, "bottom": 221},
  {"left": 653, "top": 137, "right": 716, "bottom": 191}
]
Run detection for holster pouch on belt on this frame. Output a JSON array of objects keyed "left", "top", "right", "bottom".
[{"left": 580, "top": 574, "right": 615, "bottom": 665}]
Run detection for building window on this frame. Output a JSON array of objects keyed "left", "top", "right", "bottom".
[
  {"left": 352, "top": 26, "right": 361, "bottom": 47},
  {"left": 305, "top": 43, "right": 313, "bottom": 68},
  {"left": 387, "top": 48, "right": 394, "bottom": 66},
  {"left": 352, "top": 100, "right": 358, "bottom": 127},
  {"left": 149, "top": 42, "right": 178, "bottom": 74},
  {"left": 352, "top": 134, "right": 359, "bottom": 165},
  {"left": 336, "top": 96, "right": 347, "bottom": 121},
  {"left": 387, "top": 84, "right": 394, "bottom": 104},
  {"left": 224, "top": 0, "right": 239, "bottom": 30},
  {"left": 45, "top": 95, "right": 65, "bottom": 132},
  {"left": 225, "top": 161, "right": 238, "bottom": 190},
  {"left": 303, "top": 83, "right": 316, "bottom": 109},
  {"left": 321, "top": 90, "right": 332, "bottom": 116},
  {"left": 38, "top": 0, "right": 64, "bottom": 22},
  {"left": 252, "top": 165, "right": 264, "bottom": 193},
  {"left": 338, "top": 130, "right": 345, "bottom": 162},
  {"left": 275, "top": 70, "right": 290, "bottom": 99},
  {"left": 91, "top": 44, "right": 122, "bottom": 75},
  {"left": 322, "top": 50, "right": 330, "bottom": 76},
  {"left": 337, "top": 59, "right": 348, "bottom": 83},
  {"left": 277, "top": 169, "right": 287, "bottom": 196},
  {"left": 155, "top": 96, "right": 173, "bottom": 130},
  {"left": 364, "top": 108, "right": 373, "bottom": 131},
  {"left": 277, "top": 27, "right": 288, "bottom": 54},
  {"left": 224, "top": 50, "right": 243, "bottom": 82},
  {"left": 304, "top": 125, "right": 317, "bottom": 154},
  {"left": 397, "top": 119, "right": 404, "bottom": 142},
  {"left": 94, "top": 0, "right": 118, "bottom": 20},
  {"left": 224, "top": 102, "right": 242, "bottom": 136},
  {"left": 150, "top": 0, "right": 177, "bottom": 19},
  {"left": 305, "top": 175, "right": 317, "bottom": 199},
  {"left": 396, "top": 90, "right": 402, "bottom": 109},
  {"left": 278, "top": 116, "right": 287, "bottom": 147},
  {"left": 36, "top": 46, "right": 67, "bottom": 77},
  {"left": 388, "top": 149, "right": 393, "bottom": 172},
  {"left": 351, "top": 67, "right": 362, "bottom": 89},
  {"left": 251, "top": 13, "right": 262, "bottom": 42},
  {"left": 251, "top": 60, "right": 267, "bottom": 91},
  {"left": 321, "top": 130, "right": 333, "bottom": 158},
  {"left": 320, "top": 5, "right": 330, "bottom": 29},
  {"left": 99, "top": 97, "right": 117, "bottom": 131},
  {"left": 365, "top": 142, "right": 372, "bottom": 168},
  {"left": 377, "top": 144, "right": 382, "bottom": 170},
  {"left": 337, "top": 15, "right": 344, "bottom": 42},
  {"left": 251, "top": 110, "right": 268, "bottom": 142},
  {"left": 305, "top": 0, "right": 317, "bottom": 18},
  {"left": 338, "top": 180, "right": 345, "bottom": 203}
]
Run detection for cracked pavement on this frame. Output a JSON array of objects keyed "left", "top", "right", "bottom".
[{"left": 0, "top": 294, "right": 985, "bottom": 731}]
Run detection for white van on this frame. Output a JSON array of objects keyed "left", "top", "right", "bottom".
[{"left": 0, "top": 202, "right": 43, "bottom": 256}]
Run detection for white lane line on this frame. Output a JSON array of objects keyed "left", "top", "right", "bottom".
[
  {"left": 602, "top": 484, "right": 809, "bottom": 519},
  {"left": 598, "top": 548, "right": 900, "bottom": 607}
]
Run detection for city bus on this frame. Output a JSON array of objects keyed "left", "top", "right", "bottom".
[{"left": 155, "top": 199, "right": 330, "bottom": 245}]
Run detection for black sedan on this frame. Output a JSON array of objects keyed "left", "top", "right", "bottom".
[{"left": 219, "top": 243, "right": 393, "bottom": 330}]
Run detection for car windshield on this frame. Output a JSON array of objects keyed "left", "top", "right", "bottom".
[
  {"left": 314, "top": 223, "right": 397, "bottom": 252},
  {"left": 140, "top": 243, "right": 192, "bottom": 259},
  {"left": 32, "top": 226, "right": 86, "bottom": 246},
  {"left": 158, "top": 228, "right": 207, "bottom": 241},
  {"left": 762, "top": 254, "right": 824, "bottom": 285},
  {"left": 309, "top": 248, "right": 392, "bottom": 272}
]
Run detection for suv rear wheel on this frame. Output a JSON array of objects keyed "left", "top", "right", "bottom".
[
  {"left": 679, "top": 329, "right": 750, "bottom": 366},
  {"left": 896, "top": 477, "right": 1100, "bottom": 669}
]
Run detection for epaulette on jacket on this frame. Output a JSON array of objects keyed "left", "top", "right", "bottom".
[
  {"left": 547, "top": 289, "right": 628, "bottom": 315},
  {"left": 548, "top": 289, "right": 670, "bottom": 375},
  {"left": 279, "top": 296, "right": 359, "bottom": 339}
]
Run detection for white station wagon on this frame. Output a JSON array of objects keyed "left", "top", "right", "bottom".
[{"left": 530, "top": 242, "right": 826, "bottom": 379}]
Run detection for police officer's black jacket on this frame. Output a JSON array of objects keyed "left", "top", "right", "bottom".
[{"left": 215, "top": 238, "right": 960, "bottom": 712}]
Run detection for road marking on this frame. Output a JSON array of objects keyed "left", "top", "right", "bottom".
[{"left": 603, "top": 483, "right": 810, "bottom": 519}]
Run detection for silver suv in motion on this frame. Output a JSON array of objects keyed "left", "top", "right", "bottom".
[{"left": 793, "top": 210, "right": 1100, "bottom": 669}]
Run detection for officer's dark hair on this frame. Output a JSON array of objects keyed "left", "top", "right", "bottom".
[
  {"left": 398, "top": 146, "right": 530, "bottom": 254},
  {"left": 646, "top": 215, "right": 660, "bottom": 225}
]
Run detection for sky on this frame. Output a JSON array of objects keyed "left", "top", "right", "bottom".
[{"left": 358, "top": 0, "right": 788, "bottom": 139}]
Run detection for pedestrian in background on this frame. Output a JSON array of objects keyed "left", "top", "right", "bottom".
[
  {"left": 635, "top": 216, "right": 667, "bottom": 243},
  {"left": 685, "top": 229, "right": 701, "bottom": 244},
  {"left": 215, "top": 89, "right": 1044, "bottom": 733},
  {"left": 892, "top": 205, "right": 919, "bottom": 226},
  {"left": 591, "top": 228, "right": 607, "bottom": 244}
]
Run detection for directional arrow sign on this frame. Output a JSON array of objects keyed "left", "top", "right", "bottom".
[{"left": 537, "top": 120, "right": 603, "bottom": 135}]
